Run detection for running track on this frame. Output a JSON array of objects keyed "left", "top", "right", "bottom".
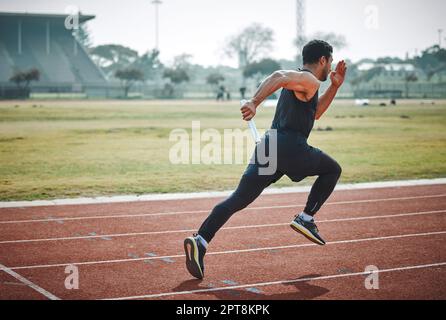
[{"left": 0, "top": 182, "right": 445, "bottom": 300}]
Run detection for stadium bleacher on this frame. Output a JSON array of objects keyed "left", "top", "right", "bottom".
[{"left": 0, "top": 12, "right": 108, "bottom": 97}]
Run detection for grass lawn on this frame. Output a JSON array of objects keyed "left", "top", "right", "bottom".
[{"left": 0, "top": 99, "right": 445, "bottom": 201}]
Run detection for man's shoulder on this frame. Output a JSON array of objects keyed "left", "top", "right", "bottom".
[
  {"left": 300, "top": 71, "right": 320, "bottom": 87},
  {"left": 298, "top": 72, "right": 319, "bottom": 97},
  {"left": 275, "top": 69, "right": 320, "bottom": 97}
]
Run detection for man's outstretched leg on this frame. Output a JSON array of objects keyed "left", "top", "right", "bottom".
[
  {"left": 290, "top": 151, "right": 342, "bottom": 245},
  {"left": 184, "top": 164, "right": 283, "bottom": 279}
]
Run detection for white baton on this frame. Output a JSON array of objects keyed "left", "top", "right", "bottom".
[{"left": 240, "top": 99, "right": 261, "bottom": 144}]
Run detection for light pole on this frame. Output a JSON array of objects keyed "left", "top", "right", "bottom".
[
  {"left": 296, "top": 0, "right": 306, "bottom": 64},
  {"left": 152, "top": 0, "right": 162, "bottom": 50}
]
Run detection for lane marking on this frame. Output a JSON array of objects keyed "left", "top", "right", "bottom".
[
  {"left": 8, "top": 230, "right": 446, "bottom": 271},
  {"left": 1, "top": 193, "right": 445, "bottom": 224},
  {"left": 1, "top": 209, "right": 445, "bottom": 244},
  {"left": 103, "top": 261, "right": 446, "bottom": 300},
  {"left": 1, "top": 178, "right": 445, "bottom": 208},
  {"left": 0, "top": 263, "right": 61, "bottom": 300}
]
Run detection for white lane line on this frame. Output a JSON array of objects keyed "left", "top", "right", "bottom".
[
  {"left": 0, "top": 263, "right": 61, "bottom": 300},
  {"left": 104, "top": 261, "right": 446, "bottom": 300},
  {"left": 2, "top": 177, "right": 445, "bottom": 208},
  {"left": 8, "top": 230, "right": 446, "bottom": 271},
  {"left": 1, "top": 209, "right": 445, "bottom": 244},
  {"left": 1, "top": 193, "right": 445, "bottom": 224}
]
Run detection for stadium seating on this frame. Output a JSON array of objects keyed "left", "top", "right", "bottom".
[{"left": 0, "top": 12, "right": 107, "bottom": 96}]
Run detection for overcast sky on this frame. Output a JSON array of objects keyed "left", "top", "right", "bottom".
[{"left": 1, "top": 0, "right": 445, "bottom": 67}]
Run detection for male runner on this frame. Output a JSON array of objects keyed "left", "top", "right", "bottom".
[{"left": 184, "top": 40, "right": 347, "bottom": 279}]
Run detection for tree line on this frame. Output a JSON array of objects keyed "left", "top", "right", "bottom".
[
  {"left": 83, "top": 23, "right": 353, "bottom": 98},
  {"left": 7, "top": 21, "right": 446, "bottom": 99}
]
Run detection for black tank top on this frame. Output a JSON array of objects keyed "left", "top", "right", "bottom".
[{"left": 270, "top": 70, "right": 319, "bottom": 139}]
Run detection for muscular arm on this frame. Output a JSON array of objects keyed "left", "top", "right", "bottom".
[
  {"left": 315, "top": 60, "right": 347, "bottom": 120},
  {"left": 250, "top": 70, "right": 317, "bottom": 107},
  {"left": 241, "top": 70, "right": 319, "bottom": 120},
  {"left": 315, "top": 84, "right": 338, "bottom": 120}
]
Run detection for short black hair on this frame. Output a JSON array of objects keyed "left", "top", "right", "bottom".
[{"left": 302, "top": 40, "right": 333, "bottom": 65}]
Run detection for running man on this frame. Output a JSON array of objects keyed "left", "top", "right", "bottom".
[{"left": 184, "top": 40, "right": 347, "bottom": 279}]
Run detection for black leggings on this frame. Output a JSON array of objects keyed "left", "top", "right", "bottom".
[{"left": 198, "top": 138, "right": 342, "bottom": 243}]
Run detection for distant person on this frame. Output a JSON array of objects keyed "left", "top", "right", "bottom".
[
  {"left": 226, "top": 90, "right": 231, "bottom": 101},
  {"left": 216, "top": 85, "right": 225, "bottom": 101},
  {"left": 390, "top": 99, "right": 396, "bottom": 106},
  {"left": 239, "top": 86, "right": 246, "bottom": 100},
  {"left": 184, "top": 40, "right": 347, "bottom": 279}
]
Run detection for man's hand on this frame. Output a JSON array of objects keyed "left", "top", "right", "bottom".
[
  {"left": 330, "top": 60, "right": 347, "bottom": 88},
  {"left": 240, "top": 100, "right": 256, "bottom": 121}
]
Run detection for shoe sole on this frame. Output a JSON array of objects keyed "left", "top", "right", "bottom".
[
  {"left": 184, "top": 237, "right": 204, "bottom": 279},
  {"left": 290, "top": 221, "right": 325, "bottom": 246}
]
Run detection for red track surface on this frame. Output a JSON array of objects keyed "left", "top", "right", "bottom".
[{"left": 0, "top": 184, "right": 445, "bottom": 300}]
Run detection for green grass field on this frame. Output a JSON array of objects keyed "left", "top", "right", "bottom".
[{"left": 0, "top": 99, "right": 445, "bottom": 201}]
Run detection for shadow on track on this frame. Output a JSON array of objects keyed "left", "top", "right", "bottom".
[{"left": 173, "top": 274, "right": 330, "bottom": 300}]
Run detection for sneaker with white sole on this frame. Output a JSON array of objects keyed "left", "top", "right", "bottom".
[
  {"left": 290, "top": 215, "right": 326, "bottom": 245},
  {"left": 184, "top": 233, "right": 207, "bottom": 279}
]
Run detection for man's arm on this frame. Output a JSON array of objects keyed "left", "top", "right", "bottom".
[
  {"left": 315, "top": 60, "right": 347, "bottom": 120},
  {"left": 241, "top": 70, "right": 319, "bottom": 121},
  {"left": 315, "top": 84, "right": 339, "bottom": 120}
]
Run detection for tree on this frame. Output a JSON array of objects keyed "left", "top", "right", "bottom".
[
  {"left": 413, "top": 45, "right": 446, "bottom": 80},
  {"left": 404, "top": 73, "right": 418, "bottom": 98},
  {"left": 161, "top": 54, "right": 193, "bottom": 98},
  {"left": 9, "top": 68, "right": 40, "bottom": 98},
  {"left": 206, "top": 72, "right": 225, "bottom": 98},
  {"left": 346, "top": 62, "right": 361, "bottom": 92},
  {"left": 130, "top": 49, "right": 163, "bottom": 80},
  {"left": 162, "top": 68, "right": 189, "bottom": 98},
  {"left": 90, "top": 44, "right": 139, "bottom": 76},
  {"left": 114, "top": 68, "right": 144, "bottom": 98},
  {"left": 74, "top": 23, "right": 92, "bottom": 49},
  {"left": 224, "top": 23, "right": 274, "bottom": 68},
  {"left": 243, "top": 58, "right": 281, "bottom": 80},
  {"left": 376, "top": 57, "right": 405, "bottom": 64},
  {"left": 162, "top": 68, "right": 190, "bottom": 85},
  {"left": 243, "top": 59, "right": 281, "bottom": 96},
  {"left": 206, "top": 73, "right": 225, "bottom": 86},
  {"left": 163, "top": 54, "right": 193, "bottom": 85},
  {"left": 172, "top": 54, "right": 193, "bottom": 69},
  {"left": 10, "top": 68, "right": 40, "bottom": 89}
]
